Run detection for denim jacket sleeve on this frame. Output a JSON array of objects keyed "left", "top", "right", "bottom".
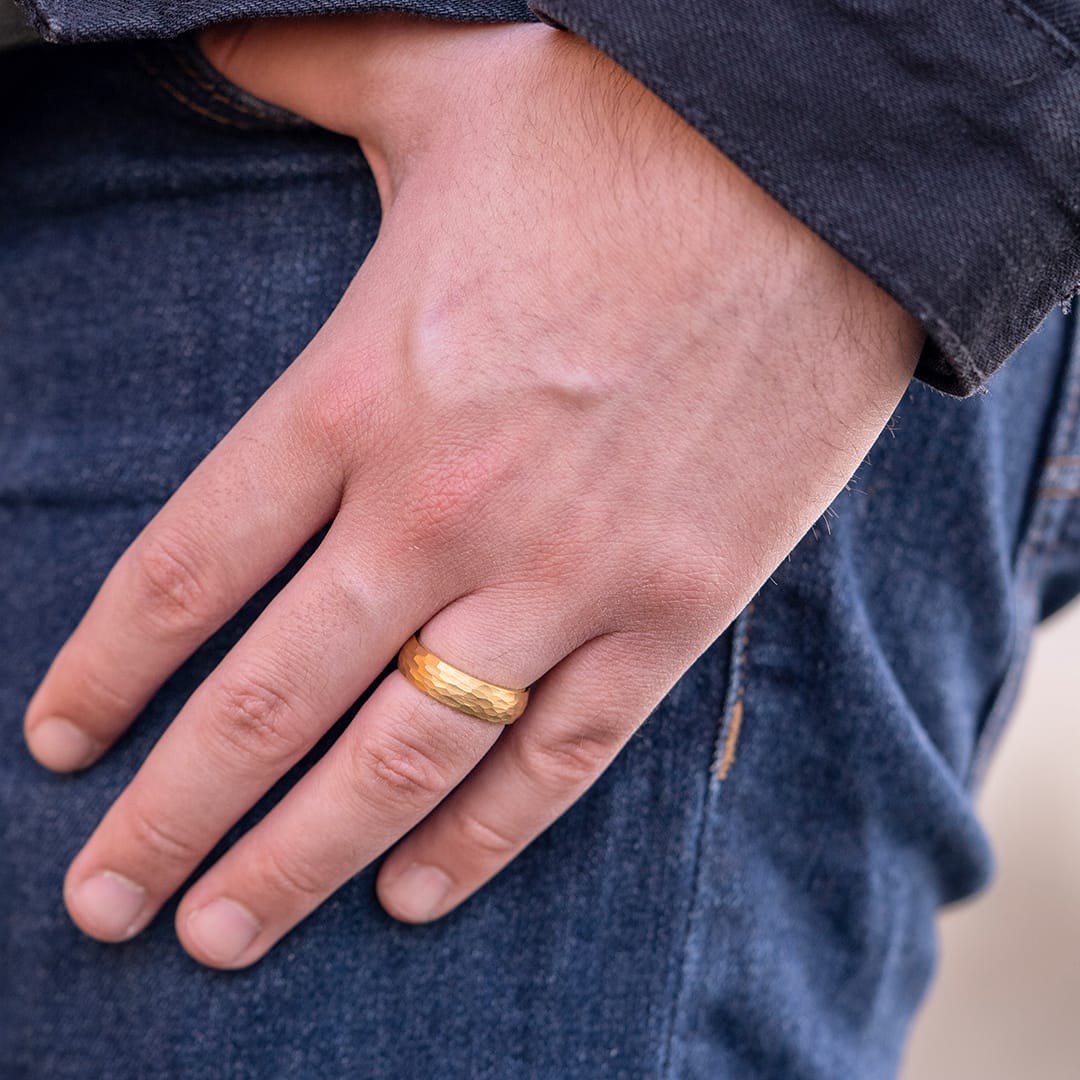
[{"left": 20, "top": 0, "right": 1080, "bottom": 397}]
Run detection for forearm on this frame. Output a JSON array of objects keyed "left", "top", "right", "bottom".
[{"left": 526, "top": 0, "right": 1080, "bottom": 397}]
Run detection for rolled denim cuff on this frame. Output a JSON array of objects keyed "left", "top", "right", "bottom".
[
  {"left": 528, "top": 0, "right": 1080, "bottom": 397},
  {"left": 15, "top": 1, "right": 533, "bottom": 40}
]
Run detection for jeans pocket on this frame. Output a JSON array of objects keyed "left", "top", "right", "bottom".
[
  {"left": 134, "top": 33, "right": 312, "bottom": 133},
  {"left": 967, "top": 303, "right": 1080, "bottom": 785}
]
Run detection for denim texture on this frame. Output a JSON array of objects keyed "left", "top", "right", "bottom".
[
  {"left": 1026, "top": 0, "right": 1080, "bottom": 43},
  {"left": 15, "top": 0, "right": 533, "bottom": 38},
  {"left": 5, "top": 38, "right": 1080, "bottom": 1080}
]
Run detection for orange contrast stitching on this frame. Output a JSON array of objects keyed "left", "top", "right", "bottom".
[
  {"left": 154, "top": 76, "right": 257, "bottom": 129},
  {"left": 717, "top": 601, "right": 754, "bottom": 780},
  {"left": 135, "top": 50, "right": 258, "bottom": 130},
  {"left": 171, "top": 48, "right": 281, "bottom": 121}
]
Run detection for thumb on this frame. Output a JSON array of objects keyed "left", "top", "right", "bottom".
[
  {"left": 198, "top": 16, "right": 382, "bottom": 136},
  {"left": 199, "top": 13, "right": 500, "bottom": 139},
  {"left": 197, "top": 13, "right": 520, "bottom": 204}
]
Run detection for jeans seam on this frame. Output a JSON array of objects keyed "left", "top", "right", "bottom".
[
  {"left": 713, "top": 600, "right": 755, "bottom": 780},
  {"left": 170, "top": 44, "right": 282, "bottom": 122},
  {"left": 165, "top": 33, "right": 311, "bottom": 128},
  {"left": 1002, "top": 0, "right": 1080, "bottom": 66},
  {"left": 135, "top": 49, "right": 261, "bottom": 131},
  {"left": 133, "top": 39, "right": 312, "bottom": 133},
  {"left": 967, "top": 574, "right": 1040, "bottom": 788},
  {"left": 1025, "top": 306, "right": 1080, "bottom": 555},
  {"left": 969, "top": 307, "right": 1080, "bottom": 781},
  {"left": 659, "top": 602, "right": 755, "bottom": 1078}
]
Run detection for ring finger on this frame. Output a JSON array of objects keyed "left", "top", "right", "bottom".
[
  {"left": 173, "top": 589, "right": 591, "bottom": 967},
  {"left": 375, "top": 629, "right": 673, "bottom": 924}
]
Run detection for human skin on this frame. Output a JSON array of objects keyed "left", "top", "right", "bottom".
[{"left": 22, "top": 14, "right": 924, "bottom": 968}]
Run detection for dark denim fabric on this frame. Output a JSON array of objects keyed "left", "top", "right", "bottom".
[
  {"left": 15, "top": 0, "right": 533, "bottom": 37},
  {"left": 17, "top": 0, "right": 1080, "bottom": 398},
  {"left": 5, "top": 37, "right": 1080, "bottom": 1080}
]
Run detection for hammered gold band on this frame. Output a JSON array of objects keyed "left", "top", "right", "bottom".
[{"left": 396, "top": 635, "right": 530, "bottom": 725}]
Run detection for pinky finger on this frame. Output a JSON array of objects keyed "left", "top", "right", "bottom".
[{"left": 375, "top": 631, "right": 678, "bottom": 923}]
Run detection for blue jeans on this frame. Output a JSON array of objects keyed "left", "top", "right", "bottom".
[{"left": 3, "top": 37, "right": 1080, "bottom": 1079}]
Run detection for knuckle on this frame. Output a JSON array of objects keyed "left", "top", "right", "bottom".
[
  {"left": 80, "top": 662, "right": 143, "bottom": 716},
  {"left": 127, "top": 800, "right": 201, "bottom": 866},
  {"left": 518, "top": 719, "right": 622, "bottom": 789},
  {"left": 628, "top": 550, "right": 733, "bottom": 634},
  {"left": 205, "top": 672, "right": 308, "bottom": 772},
  {"left": 397, "top": 439, "right": 512, "bottom": 552},
  {"left": 352, "top": 730, "right": 450, "bottom": 808},
  {"left": 452, "top": 807, "right": 520, "bottom": 860},
  {"left": 308, "top": 350, "right": 394, "bottom": 458},
  {"left": 258, "top": 842, "right": 328, "bottom": 902},
  {"left": 126, "top": 532, "right": 217, "bottom": 637}
]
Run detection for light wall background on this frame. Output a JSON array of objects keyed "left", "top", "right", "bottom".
[{"left": 902, "top": 602, "right": 1080, "bottom": 1078}]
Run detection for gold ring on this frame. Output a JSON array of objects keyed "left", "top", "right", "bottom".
[{"left": 396, "top": 634, "right": 529, "bottom": 725}]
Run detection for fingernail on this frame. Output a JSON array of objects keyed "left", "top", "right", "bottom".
[
  {"left": 70, "top": 870, "right": 147, "bottom": 940},
  {"left": 186, "top": 898, "right": 261, "bottom": 964},
  {"left": 28, "top": 717, "right": 101, "bottom": 772},
  {"left": 386, "top": 863, "right": 453, "bottom": 922}
]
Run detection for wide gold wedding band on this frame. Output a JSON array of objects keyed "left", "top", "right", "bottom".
[{"left": 396, "top": 634, "right": 530, "bottom": 725}]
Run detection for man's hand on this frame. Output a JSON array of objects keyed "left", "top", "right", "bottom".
[{"left": 23, "top": 14, "right": 923, "bottom": 968}]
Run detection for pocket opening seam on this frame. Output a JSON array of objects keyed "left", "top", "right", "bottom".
[
  {"left": 1020, "top": 304, "right": 1080, "bottom": 556},
  {"left": 135, "top": 49, "right": 263, "bottom": 131},
  {"left": 711, "top": 600, "right": 756, "bottom": 781},
  {"left": 170, "top": 44, "right": 283, "bottom": 123}
]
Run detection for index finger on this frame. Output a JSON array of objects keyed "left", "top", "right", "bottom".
[{"left": 23, "top": 371, "right": 344, "bottom": 772}]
